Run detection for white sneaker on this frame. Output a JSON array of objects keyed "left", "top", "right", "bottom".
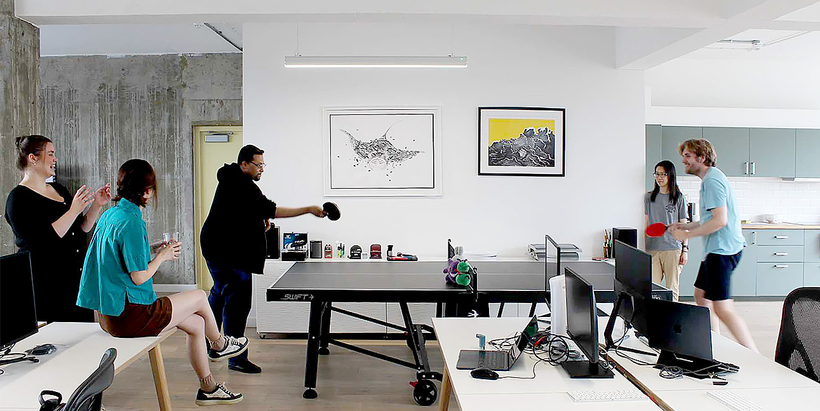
[
  {"left": 195, "top": 383, "right": 243, "bottom": 406},
  {"left": 207, "top": 335, "right": 249, "bottom": 361}
]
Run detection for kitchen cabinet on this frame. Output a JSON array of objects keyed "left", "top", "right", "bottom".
[
  {"left": 661, "top": 126, "right": 701, "bottom": 169},
  {"left": 804, "top": 230, "right": 820, "bottom": 287},
  {"left": 749, "top": 128, "right": 795, "bottom": 178},
  {"left": 646, "top": 124, "right": 662, "bottom": 191},
  {"left": 732, "top": 230, "right": 757, "bottom": 297},
  {"left": 678, "top": 237, "right": 703, "bottom": 298},
  {"left": 757, "top": 263, "right": 804, "bottom": 296},
  {"left": 796, "top": 129, "right": 820, "bottom": 178},
  {"left": 651, "top": 126, "right": 818, "bottom": 179},
  {"left": 702, "top": 127, "right": 750, "bottom": 177}
]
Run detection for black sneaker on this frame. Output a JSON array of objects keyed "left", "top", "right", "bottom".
[
  {"left": 208, "top": 335, "right": 249, "bottom": 362},
  {"left": 228, "top": 359, "right": 262, "bottom": 374},
  {"left": 196, "top": 383, "right": 243, "bottom": 406}
]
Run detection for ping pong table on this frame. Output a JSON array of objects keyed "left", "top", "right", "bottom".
[{"left": 266, "top": 260, "right": 672, "bottom": 405}]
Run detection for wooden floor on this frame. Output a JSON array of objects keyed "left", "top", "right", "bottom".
[{"left": 102, "top": 301, "right": 785, "bottom": 410}]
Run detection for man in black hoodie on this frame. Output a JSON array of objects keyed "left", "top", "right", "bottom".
[{"left": 200, "top": 144, "right": 325, "bottom": 373}]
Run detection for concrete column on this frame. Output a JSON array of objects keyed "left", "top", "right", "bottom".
[{"left": 0, "top": 0, "right": 42, "bottom": 254}]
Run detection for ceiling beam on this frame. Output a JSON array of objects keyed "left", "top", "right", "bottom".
[{"left": 616, "top": 0, "right": 820, "bottom": 70}]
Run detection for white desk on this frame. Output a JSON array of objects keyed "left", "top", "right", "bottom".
[
  {"left": 0, "top": 323, "right": 174, "bottom": 411},
  {"left": 604, "top": 316, "right": 820, "bottom": 410},
  {"left": 432, "top": 317, "right": 660, "bottom": 411}
]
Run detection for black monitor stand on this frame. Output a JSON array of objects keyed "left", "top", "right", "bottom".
[
  {"left": 654, "top": 350, "right": 725, "bottom": 379},
  {"left": 560, "top": 360, "right": 614, "bottom": 378},
  {"left": 603, "top": 293, "right": 656, "bottom": 356}
]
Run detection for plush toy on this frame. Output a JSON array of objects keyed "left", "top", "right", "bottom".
[{"left": 444, "top": 239, "right": 473, "bottom": 286}]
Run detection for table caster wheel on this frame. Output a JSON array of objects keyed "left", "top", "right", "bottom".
[
  {"left": 318, "top": 347, "right": 330, "bottom": 355},
  {"left": 412, "top": 379, "right": 437, "bottom": 406},
  {"left": 303, "top": 388, "right": 318, "bottom": 399}
]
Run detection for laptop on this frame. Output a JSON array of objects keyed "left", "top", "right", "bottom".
[{"left": 456, "top": 316, "right": 538, "bottom": 371}]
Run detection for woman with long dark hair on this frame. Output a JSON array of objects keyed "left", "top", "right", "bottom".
[
  {"left": 76, "top": 159, "right": 248, "bottom": 405},
  {"left": 4, "top": 135, "right": 110, "bottom": 322},
  {"left": 645, "top": 160, "right": 689, "bottom": 301}
]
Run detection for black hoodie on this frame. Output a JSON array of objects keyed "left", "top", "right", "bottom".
[{"left": 200, "top": 163, "right": 277, "bottom": 273}]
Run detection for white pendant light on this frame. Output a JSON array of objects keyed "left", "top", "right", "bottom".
[{"left": 284, "top": 55, "right": 468, "bottom": 69}]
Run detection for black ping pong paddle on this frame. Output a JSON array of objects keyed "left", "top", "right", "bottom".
[{"left": 323, "top": 202, "right": 341, "bottom": 221}]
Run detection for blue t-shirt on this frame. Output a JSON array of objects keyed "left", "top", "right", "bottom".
[
  {"left": 700, "top": 167, "right": 745, "bottom": 256},
  {"left": 76, "top": 199, "right": 157, "bottom": 316}
]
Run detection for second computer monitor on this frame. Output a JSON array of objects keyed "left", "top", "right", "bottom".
[
  {"left": 545, "top": 234, "right": 561, "bottom": 293},
  {"left": 563, "top": 267, "right": 614, "bottom": 378},
  {"left": 613, "top": 240, "right": 652, "bottom": 336},
  {"left": 0, "top": 252, "right": 38, "bottom": 350}
]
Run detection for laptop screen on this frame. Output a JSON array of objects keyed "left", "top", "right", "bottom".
[{"left": 509, "top": 316, "right": 539, "bottom": 363}]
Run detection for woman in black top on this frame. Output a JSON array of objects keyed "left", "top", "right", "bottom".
[{"left": 4, "top": 135, "right": 111, "bottom": 322}]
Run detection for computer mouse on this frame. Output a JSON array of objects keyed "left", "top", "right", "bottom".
[
  {"left": 29, "top": 343, "right": 57, "bottom": 356},
  {"left": 470, "top": 368, "right": 499, "bottom": 380}
]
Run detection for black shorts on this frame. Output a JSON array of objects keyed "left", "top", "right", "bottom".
[{"left": 694, "top": 251, "right": 742, "bottom": 301}]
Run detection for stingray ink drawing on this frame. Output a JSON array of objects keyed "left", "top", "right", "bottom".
[
  {"left": 324, "top": 107, "right": 442, "bottom": 197},
  {"left": 340, "top": 125, "right": 422, "bottom": 174}
]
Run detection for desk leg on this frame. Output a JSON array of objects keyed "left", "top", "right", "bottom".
[
  {"left": 319, "top": 301, "right": 332, "bottom": 355},
  {"left": 148, "top": 344, "right": 172, "bottom": 411},
  {"left": 438, "top": 369, "right": 451, "bottom": 411},
  {"left": 303, "top": 299, "right": 323, "bottom": 399}
]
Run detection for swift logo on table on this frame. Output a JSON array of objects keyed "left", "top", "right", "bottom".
[{"left": 282, "top": 294, "right": 314, "bottom": 301}]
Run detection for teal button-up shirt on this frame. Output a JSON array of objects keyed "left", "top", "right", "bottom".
[{"left": 77, "top": 199, "right": 157, "bottom": 316}]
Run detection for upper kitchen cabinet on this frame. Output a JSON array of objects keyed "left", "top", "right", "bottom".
[
  {"left": 749, "top": 128, "right": 795, "bottom": 178},
  {"left": 646, "top": 124, "right": 662, "bottom": 191},
  {"left": 661, "top": 126, "right": 701, "bottom": 169},
  {"left": 703, "top": 127, "right": 751, "bottom": 177},
  {"left": 796, "top": 129, "right": 820, "bottom": 178}
]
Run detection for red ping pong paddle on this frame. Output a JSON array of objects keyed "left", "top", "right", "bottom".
[{"left": 646, "top": 223, "right": 669, "bottom": 237}]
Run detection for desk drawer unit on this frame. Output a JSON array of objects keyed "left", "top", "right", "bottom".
[
  {"left": 756, "top": 246, "right": 804, "bottom": 262},
  {"left": 755, "top": 230, "right": 804, "bottom": 246},
  {"left": 756, "top": 263, "right": 804, "bottom": 296}
]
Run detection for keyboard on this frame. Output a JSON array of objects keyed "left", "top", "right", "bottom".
[
  {"left": 566, "top": 388, "right": 647, "bottom": 402},
  {"left": 476, "top": 352, "right": 508, "bottom": 370},
  {"left": 707, "top": 391, "right": 767, "bottom": 411}
]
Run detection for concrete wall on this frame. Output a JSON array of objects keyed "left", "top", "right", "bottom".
[
  {"left": 0, "top": 3, "right": 42, "bottom": 256},
  {"left": 37, "top": 53, "right": 241, "bottom": 284}
]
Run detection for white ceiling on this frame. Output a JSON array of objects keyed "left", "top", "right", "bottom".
[{"left": 21, "top": 0, "right": 820, "bottom": 68}]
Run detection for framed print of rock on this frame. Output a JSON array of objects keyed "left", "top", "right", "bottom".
[{"left": 478, "top": 107, "right": 565, "bottom": 177}]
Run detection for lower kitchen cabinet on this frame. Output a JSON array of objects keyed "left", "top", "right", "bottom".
[{"left": 756, "top": 262, "right": 804, "bottom": 296}]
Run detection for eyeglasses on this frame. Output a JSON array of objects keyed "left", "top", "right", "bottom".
[
  {"left": 250, "top": 161, "right": 266, "bottom": 169},
  {"left": 654, "top": 172, "right": 668, "bottom": 177}
]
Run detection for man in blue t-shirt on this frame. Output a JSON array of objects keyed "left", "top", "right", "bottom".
[{"left": 669, "top": 139, "right": 759, "bottom": 353}]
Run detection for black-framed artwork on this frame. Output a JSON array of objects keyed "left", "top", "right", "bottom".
[{"left": 478, "top": 107, "right": 565, "bottom": 177}]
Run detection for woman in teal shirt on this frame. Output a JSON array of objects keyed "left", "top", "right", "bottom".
[{"left": 77, "top": 159, "right": 249, "bottom": 405}]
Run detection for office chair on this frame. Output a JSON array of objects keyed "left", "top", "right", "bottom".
[
  {"left": 38, "top": 348, "right": 117, "bottom": 411},
  {"left": 774, "top": 287, "right": 820, "bottom": 383}
]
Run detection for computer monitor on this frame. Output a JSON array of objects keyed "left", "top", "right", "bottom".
[
  {"left": 0, "top": 252, "right": 38, "bottom": 350},
  {"left": 647, "top": 299, "right": 722, "bottom": 376},
  {"left": 603, "top": 240, "right": 655, "bottom": 356},
  {"left": 562, "top": 267, "right": 613, "bottom": 378},
  {"left": 544, "top": 234, "right": 562, "bottom": 293}
]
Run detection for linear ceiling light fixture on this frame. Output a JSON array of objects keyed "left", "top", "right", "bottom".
[{"left": 283, "top": 55, "right": 468, "bottom": 69}]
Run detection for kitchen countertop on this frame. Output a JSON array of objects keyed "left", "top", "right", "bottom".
[{"left": 741, "top": 223, "right": 820, "bottom": 230}]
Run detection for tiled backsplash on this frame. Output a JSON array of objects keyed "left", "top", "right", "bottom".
[{"left": 677, "top": 176, "right": 820, "bottom": 224}]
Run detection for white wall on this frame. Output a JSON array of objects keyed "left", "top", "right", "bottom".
[{"left": 243, "top": 23, "right": 646, "bottom": 258}]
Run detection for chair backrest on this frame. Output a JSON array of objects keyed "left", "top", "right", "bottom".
[
  {"left": 775, "top": 287, "right": 820, "bottom": 383},
  {"left": 62, "top": 348, "right": 117, "bottom": 411}
]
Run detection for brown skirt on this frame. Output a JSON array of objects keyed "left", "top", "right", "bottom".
[{"left": 100, "top": 296, "right": 173, "bottom": 338}]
